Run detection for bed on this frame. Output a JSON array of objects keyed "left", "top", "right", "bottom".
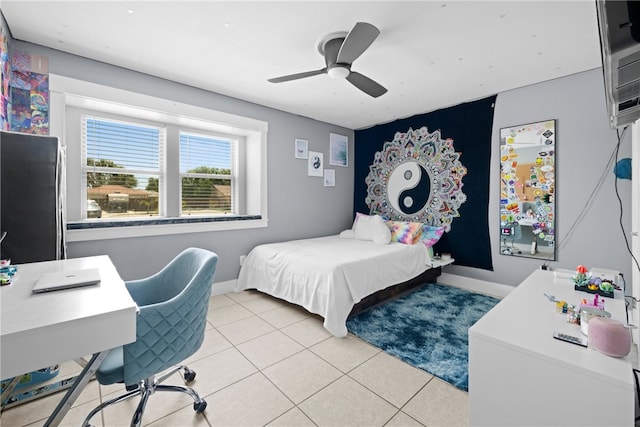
[{"left": 235, "top": 215, "right": 445, "bottom": 337}]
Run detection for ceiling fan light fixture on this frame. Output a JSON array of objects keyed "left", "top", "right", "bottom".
[
  {"left": 328, "top": 65, "right": 350, "bottom": 79},
  {"left": 268, "top": 22, "right": 386, "bottom": 97}
]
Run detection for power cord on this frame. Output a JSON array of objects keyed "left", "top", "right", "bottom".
[
  {"left": 614, "top": 127, "right": 640, "bottom": 287},
  {"left": 540, "top": 125, "right": 627, "bottom": 270},
  {"left": 615, "top": 127, "right": 640, "bottom": 327}
]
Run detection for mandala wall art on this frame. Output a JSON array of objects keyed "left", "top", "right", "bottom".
[{"left": 365, "top": 126, "right": 467, "bottom": 232}]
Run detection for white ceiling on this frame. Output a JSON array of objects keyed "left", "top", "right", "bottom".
[{"left": 1, "top": 1, "right": 603, "bottom": 130}]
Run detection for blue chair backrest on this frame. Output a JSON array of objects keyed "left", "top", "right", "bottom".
[{"left": 122, "top": 248, "right": 218, "bottom": 385}]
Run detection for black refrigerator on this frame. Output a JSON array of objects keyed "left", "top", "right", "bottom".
[{"left": 0, "top": 131, "right": 65, "bottom": 263}]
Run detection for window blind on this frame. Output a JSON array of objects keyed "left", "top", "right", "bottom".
[
  {"left": 81, "top": 116, "right": 164, "bottom": 218},
  {"left": 180, "top": 131, "right": 235, "bottom": 215}
]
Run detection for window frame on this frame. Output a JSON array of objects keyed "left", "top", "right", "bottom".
[
  {"left": 179, "top": 129, "right": 237, "bottom": 217},
  {"left": 81, "top": 113, "right": 166, "bottom": 220},
  {"left": 49, "top": 74, "right": 268, "bottom": 242}
]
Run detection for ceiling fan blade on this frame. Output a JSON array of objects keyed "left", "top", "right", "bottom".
[
  {"left": 337, "top": 22, "right": 380, "bottom": 64},
  {"left": 323, "top": 38, "right": 343, "bottom": 67},
  {"left": 268, "top": 68, "right": 326, "bottom": 83},
  {"left": 346, "top": 71, "right": 387, "bottom": 98}
]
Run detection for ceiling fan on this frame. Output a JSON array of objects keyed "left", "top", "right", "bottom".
[{"left": 268, "top": 22, "right": 387, "bottom": 98}]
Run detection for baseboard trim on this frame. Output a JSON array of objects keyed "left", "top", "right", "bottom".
[
  {"left": 212, "top": 279, "right": 237, "bottom": 296},
  {"left": 437, "top": 273, "right": 513, "bottom": 299}
]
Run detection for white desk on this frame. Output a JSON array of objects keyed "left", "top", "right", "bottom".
[
  {"left": 469, "top": 269, "right": 635, "bottom": 426},
  {"left": 1, "top": 255, "right": 137, "bottom": 426}
]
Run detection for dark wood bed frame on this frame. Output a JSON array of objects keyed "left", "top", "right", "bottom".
[{"left": 348, "top": 266, "right": 442, "bottom": 317}]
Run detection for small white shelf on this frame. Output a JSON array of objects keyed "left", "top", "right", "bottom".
[{"left": 428, "top": 258, "right": 454, "bottom": 268}]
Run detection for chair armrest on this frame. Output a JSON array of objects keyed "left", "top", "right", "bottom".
[{"left": 125, "top": 276, "right": 161, "bottom": 306}]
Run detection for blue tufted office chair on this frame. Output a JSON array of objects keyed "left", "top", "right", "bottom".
[{"left": 82, "top": 247, "right": 218, "bottom": 427}]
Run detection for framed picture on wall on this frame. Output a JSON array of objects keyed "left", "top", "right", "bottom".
[
  {"left": 295, "top": 138, "right": 308, "bottom": 159},
  {"left": 329, "top": 133, "right": 348, "bottom": 167},
  {"left": 324, "top": 169, "right": 335, "bottom": 187},
  {"left": 308, "top": 151, "right": 323, "bottom": 177}
]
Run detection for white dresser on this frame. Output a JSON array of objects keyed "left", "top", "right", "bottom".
[{"left": 469, "top": 269, "right": 635, "bottom": 426}]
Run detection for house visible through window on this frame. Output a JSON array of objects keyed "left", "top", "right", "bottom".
[{"left": 82, "top": 116, "right": 164, "bottom": 219}]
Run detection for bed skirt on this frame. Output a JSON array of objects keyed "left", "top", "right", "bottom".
[{"left": 349, "top": 266, "right": 442, "bottom": 317}]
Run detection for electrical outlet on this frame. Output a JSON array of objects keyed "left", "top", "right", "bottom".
[{"left": 240, "top": 255, "right": 246, "bottom": 266}]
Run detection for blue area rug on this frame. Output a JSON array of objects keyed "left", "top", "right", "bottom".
[{"left": 347, "top": 283, "right": 500, "bottom": 392}]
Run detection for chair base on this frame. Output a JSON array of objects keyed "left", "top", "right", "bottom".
[{"left": 82, "top": 366, "right": 207, "bottom": 427}]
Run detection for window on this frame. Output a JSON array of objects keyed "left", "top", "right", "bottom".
[
  {"left": 50, "top": 74, "right": 268, "bottom": 240},
  {"left": 180, "top": 131, "right": 235, "bottom": 216},
  {"left": 82, "top": 116, "right": 164, "bottom": 219},
  {"left": 80, "top": 115, "right": 243, "bottom": 221}
]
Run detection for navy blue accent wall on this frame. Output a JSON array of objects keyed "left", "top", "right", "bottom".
[{"left": 354, "top": 95, "right": 497, "bottom": 271}]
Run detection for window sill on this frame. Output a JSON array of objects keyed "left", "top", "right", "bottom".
[{"left": 66, "top": 215, "right": 265, "bottom": 242}]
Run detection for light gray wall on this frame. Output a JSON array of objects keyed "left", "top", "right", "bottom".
[
  {"left": 10, "top": 39, "right": 634, "bottom": 289},
  {"left": 12, "top": 40, "right": 355, "bottom": 282},
  {"left": 445, "top": 68, "right": 634, "bottom": 287}
]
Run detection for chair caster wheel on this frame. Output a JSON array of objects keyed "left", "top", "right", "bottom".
[
  {"left": 183, "top": 368, "right": 196, "bottom": 383},
  {"left": 194, "top": 400, "right": 207, "bottom": 413}
]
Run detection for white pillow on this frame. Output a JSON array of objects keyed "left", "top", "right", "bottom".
[
  {"left": 351, "top": 212, "right": 370, "bottom": 230},
  {"left": 339, "top": 229, "right": 355, "bottom": 239},
  {"left": 354, "top": 214, "right": 391, "bottom": 245}
]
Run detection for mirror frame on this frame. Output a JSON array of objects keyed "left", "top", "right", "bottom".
[{"left": 499, "top": 119, "right": 556, "bottom": 260}]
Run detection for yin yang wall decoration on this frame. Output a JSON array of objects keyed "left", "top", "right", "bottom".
[
  {"left": 307, "top": 151, "right": 323, "bottom": 177},
  {"left": 365, "top": 127, "right": 467, "bottom": 232}
]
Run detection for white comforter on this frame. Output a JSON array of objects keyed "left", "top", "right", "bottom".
[{"left": 235, "top": 235, "right": 431, "bottom": 337}]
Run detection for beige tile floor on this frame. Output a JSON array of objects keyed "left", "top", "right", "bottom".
[{"left": 1, "top": 290, "right": 469, "bottom": 427}]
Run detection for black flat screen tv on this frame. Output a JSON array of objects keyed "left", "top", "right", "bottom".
[{"left": 597, "top": 0, "right": 640, "bottom": 128}]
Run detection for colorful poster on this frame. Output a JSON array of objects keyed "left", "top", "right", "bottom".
[
  {"left": 0, "top": 19, "right": 9, "bottom": 130},
  {"left": 8, "top": 50, "right": 50, "bottom": 134},
  {"left": 10, "top": 87, "right": 31, "bottom": 132},
  {"left": 11, "top": 51, "right": 31, "bottom": 72}
]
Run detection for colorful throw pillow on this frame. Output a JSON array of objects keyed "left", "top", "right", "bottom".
[
  {"left": 420, "top": 224, "right": 445, "bottom": 248},
  {"left": 386, "top": 221, "right": 423, "bottom": 244}
]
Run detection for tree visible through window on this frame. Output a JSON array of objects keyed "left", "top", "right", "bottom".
[{"left": 180, "top": 132, "right": 235, "bottom": 215}]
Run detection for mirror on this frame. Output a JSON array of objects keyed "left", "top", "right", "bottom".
[{"left": 499, "top": 120, "right": 556, "bottom": 260}]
